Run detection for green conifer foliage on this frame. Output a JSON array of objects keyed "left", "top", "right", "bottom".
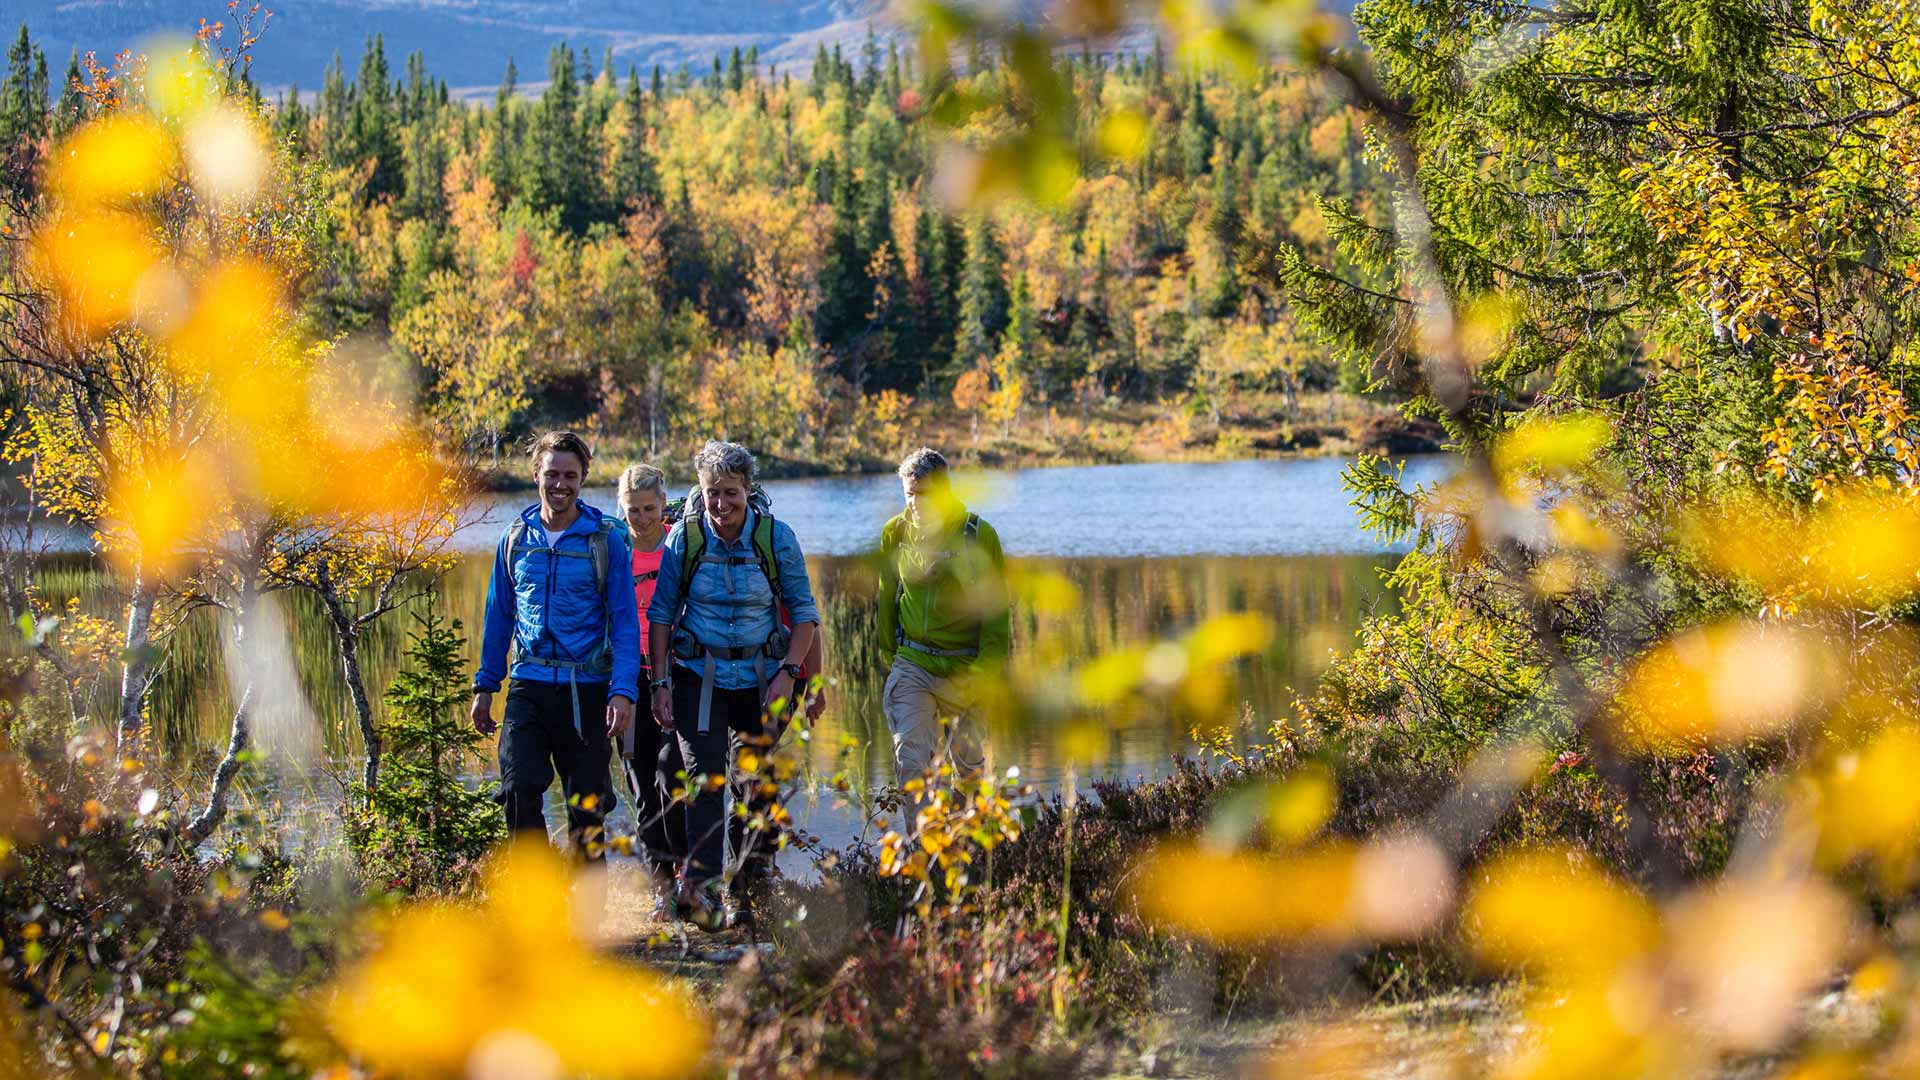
[{"left": 346, "top": 602, "right": 503, "bottom": 895}]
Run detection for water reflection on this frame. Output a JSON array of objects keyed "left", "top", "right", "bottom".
[{"left": 30, "top": 549, "right": 1391, "bottom": 772}]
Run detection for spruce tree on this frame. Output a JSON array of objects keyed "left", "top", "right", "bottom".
[
  {"left": 51, "top": 48, "right": 82, "bottom": 136},
  {"left": 348, "top": 35, "right": 402, "bottom": 198},
  {"left": 347, "top": 601, "right": 503, "bottom": 895},
  {"left": 612, "top": 73, "right": 659, "bottom": 211},
  {"left": 487, "top": 58, "right": 520, "bottom": 203},
  {"left": 0, "top": 24, "right": 46, "bottom": 150},
  {"left": 954, "top": 218, "right": 1007, "bottom": 370}
]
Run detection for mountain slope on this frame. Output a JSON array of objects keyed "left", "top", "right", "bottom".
[{"left": 14, "top": 0, "right": 893, "bottom": 93}]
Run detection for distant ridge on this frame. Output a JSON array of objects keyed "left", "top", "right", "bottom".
[
  {"left": 13, "top": 0, "right": 897, "bottom": 95},
  {"left": 10, "top": 0, "right": 1356, "bottom": 99}
]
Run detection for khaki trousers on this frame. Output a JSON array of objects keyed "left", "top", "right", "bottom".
[{"left": 883, "top": 654, "right": 987, "bottom": 781}]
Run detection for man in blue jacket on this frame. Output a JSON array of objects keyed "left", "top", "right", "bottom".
[{"left": 470, "top": 431, "right": 640, "bottom": 859}]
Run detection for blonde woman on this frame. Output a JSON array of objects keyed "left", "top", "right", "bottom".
[{"left": 617, "top": 464, "right": 686, "bottom": 918}]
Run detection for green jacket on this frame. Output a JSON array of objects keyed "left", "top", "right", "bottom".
[{"left": 877, "top": 505, "right": 1010, "bottom": 678}]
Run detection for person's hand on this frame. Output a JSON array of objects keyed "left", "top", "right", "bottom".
[
  {"left": 765, "top": 671, "right": 796, "bottom": 715},
  {"left": 653, "top": 686, "right": 675, "bottom": 732},
  {"left": 606, "top": 695, "right": 634, "bottom": 739},
  {"left": 805, "top": 684, "right": 827, "bottom": 722},
  {"left": 470, "top": 692, "right": 496, "bottom": 736}
]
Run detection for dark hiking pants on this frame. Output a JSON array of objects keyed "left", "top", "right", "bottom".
[
  {"left": 623, "top": 687, "right": 687, "bottom": 875},
  {"left": 671, "top": 673, "right": 783, "bottom": 888},
  {"left": 499, "top": 679, "right": 616, "bottom": 859}
]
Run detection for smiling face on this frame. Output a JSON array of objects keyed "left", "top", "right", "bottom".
[
  {"left": 534, "top": 449, "right": 585, "bottom": 521},
  {"left": 699, "top": 470, "right": 749, "bottom": 535},
  {"left": 620, "top": 485, "right": 665, "bottom": 543}
]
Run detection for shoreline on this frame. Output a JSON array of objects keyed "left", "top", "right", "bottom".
[{"left": 470, "top": 406, "right": 1446, "bottom": 493}]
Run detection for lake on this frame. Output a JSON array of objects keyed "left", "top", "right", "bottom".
[{"left": 29, "top": 456, "right": 1450, "bottom": 863}]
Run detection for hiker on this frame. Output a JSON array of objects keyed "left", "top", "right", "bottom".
[
  {"left": 877, "top": 447, "right": 1009, "bottom": 783},
  {"left": 648, "top": 440, "right": 819, "bottom": 931},
  {"left": 471, "top": 431, "right": 640, "bottom": 859},
  {"left": 615, "top": 463, "right": 687, "bottom": 915}
]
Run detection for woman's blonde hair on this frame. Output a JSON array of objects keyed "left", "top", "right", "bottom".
[{"left": 616, "top": 463, "right": 667, "bottom": 505}]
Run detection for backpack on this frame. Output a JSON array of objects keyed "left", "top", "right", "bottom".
[
  {"left": 504, "top": 514, "right": 618, "bottom": 673},
  {"left": 665, "top": 484, "right": 781, "bottom": 601},
  {"left": 665, "top": 484, "right": 812, "bottom": 676},
  {"left": 887, "top": 512, "right": 983, "bottom": 657}
]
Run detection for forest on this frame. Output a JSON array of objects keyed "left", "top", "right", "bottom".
[
  {"left": 7, "top": 0, "right": 1920, "bottom": 1076},
  {"left": 3, "top": 18, "right": 1393, "bottom": 477}
]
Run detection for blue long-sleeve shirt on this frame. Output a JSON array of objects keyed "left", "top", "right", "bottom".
[
  {"left": 474, "top": 501, "right": 641, "bottom": 703},
  {"left": 647, "top": 507, "right": 818, "bottom": 690}
]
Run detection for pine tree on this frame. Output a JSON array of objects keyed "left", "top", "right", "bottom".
[
  {"left": 273, "top": 82, "right": 308, "bottom": 147},
  {"left": 526, "top": 43, "right": 597, "bottom": 231},
  {"left": 400, "top": 114, "right": 448, "bottom": 223},
  {"left": 954, "top": 217, "right": 1007, "bottom": 369},
  {"left": 488, "top": 58, "right": 520, "bottom": 203},
  {"left": 0, "top": 24, "right": 46, "bottom": 151},
  {"left": 815, "top": 153, "right": 871, "bottom": 344},
  {"left": 51, "top": 48, "right": 83, "bottom": 136},
  {"left": 348, "top": 35, "right": 402, "bottom": 198},
  {"left": 347, "top": 601, "right": 503, "bottom": 895},
  {"left": 612, "top": 73, "right": 659, "bottom": 211},
  {"left": 1204, "top": 168, "right": 1243, "bottom": 316}
]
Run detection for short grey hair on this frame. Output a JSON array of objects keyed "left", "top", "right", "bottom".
[
  {"left": 897, "top": 447, "right": 949, "bottom": 485},
  {"left": 694, "top": 440, "right": 756, "bottom": 485}
]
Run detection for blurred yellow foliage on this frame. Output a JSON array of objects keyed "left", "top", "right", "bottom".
[
  {"left": 107, "top": 454, "right": 220, "bottom": 577},
  {"left": 1491, "top": 413, "right": 1613, "bottom": 481},
  {"left": 1136, "top": 842, "right": 1359, "bottom": 945},
  {"left": 1617, "top": 620, "right": 1815, "bottom": 751},
  {"left": 1465, "top": 847, "right": 1658, "bottom": 980},
  {"left": 1096, "top": 108, "right": 1151, "bottom": 161},
  {"left": 1665, "top": 876, "right": 1853, "bottom": 1051},
  {"left": 324, "top": 840, "right": 706, "bottom": 1078},
  {"left": 46, "top": 115, "right": 176, "bottom": 207},
  {"left": 1806, "top": 724, "right": 1920, "bottom": 885},
  {"left": 33, "top": 209, "right": 160, "bottom": 331},
  {"left": 1263, "top": 764, "right": 1335, "bottom": 846}
]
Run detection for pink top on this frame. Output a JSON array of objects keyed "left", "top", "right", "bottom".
[{"left": 632, "top": 542, "right": 664, "bottom": 671}]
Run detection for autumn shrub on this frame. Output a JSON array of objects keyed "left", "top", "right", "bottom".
[
  {"left": 714, "top": 907, "right": 1089, "bottom": 1079},
  {"left": 0, "top": 726, "right": 333, "bottom": 1075}
]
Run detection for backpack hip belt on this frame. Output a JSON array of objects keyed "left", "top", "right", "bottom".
[
  {"left": 670, "top": 624, "right": 789, "bottom": 734},
  {"left": 896, "top": 630, "right": 980, "bottom": 659}
]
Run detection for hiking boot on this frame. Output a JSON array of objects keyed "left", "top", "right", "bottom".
[
  {"left": 721, "top": 890, "right": 755, "bottom": 934},
  {"left": 681, "top": 878, "right": 725, "bottom": 933}
]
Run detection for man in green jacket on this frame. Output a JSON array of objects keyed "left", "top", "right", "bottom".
[{"left": 877, "top": 448, "right": 1010, "bottom": 782}]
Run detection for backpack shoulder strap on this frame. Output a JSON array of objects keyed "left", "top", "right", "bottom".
[
  {"left": 964, "top": 514, "right": 980, "bottom": 542},
  {"left": 504, "top": 520, "right": 531, "bottom": 586},
  {"left": 588, "top": 517, "right": 614, "bottom": 595},
  {"left": 752, "top": 512, "right": 781, "bottom": 597},
  {"left": 680, "top": 516, "right": 708, "bottom": 589}
]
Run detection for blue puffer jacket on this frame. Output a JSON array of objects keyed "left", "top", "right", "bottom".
[{"left": 474, "top": 501, "right": 641, "bottom": 703}]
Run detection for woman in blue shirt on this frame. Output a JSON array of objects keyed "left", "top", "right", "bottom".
[{"left": 646, "top": 441, "right": 818, "bottom": 930}]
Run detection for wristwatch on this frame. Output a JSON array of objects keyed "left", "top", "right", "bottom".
[
  {"left": 649, "top": 676, "right": 672, "bottom": 691},
  {"left": 779, "top": 662, "right": 804, "bottom": 680}
]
